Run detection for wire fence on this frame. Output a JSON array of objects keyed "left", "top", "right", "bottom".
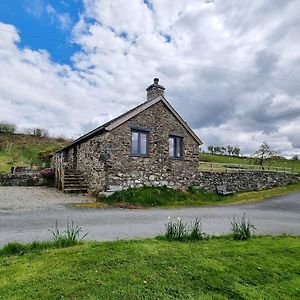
[{"left": 199, "top": 162, "right": 293, "bottom": 174}]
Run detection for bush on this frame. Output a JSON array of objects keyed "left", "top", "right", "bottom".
[
  {"left": 0, "top": 122, "right": 16, "bottom": 134},
  {"left": 231, "top": 214, "right": 256, "bottom": 240},
  {"left": 40, "top": 168, "right": 55, "bottom": 177},
  {"left": 165, "top": 217, "right": 207, "bottom": 241},
  {"left": 50, "top": 220, "right": 88, "bottom": 247}
]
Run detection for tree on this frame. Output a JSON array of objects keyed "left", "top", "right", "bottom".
[
  {"left": 0, "top": 122, "right": 16, "bottom": 134},
  {"left": 291, "top": 155, "right": 299, "bottom": 161},
  {"left": 227, "top": 145, "right": 233, "bottom": 156},
  {"left": 207, "top": 146, "right": 214, "bottom": 154},
  {"left": 232, "top": 147, "right": 241, "bottom": 156},
  {"left": 253, "top": 142, "right": 277, "bottom": 168},
  {"left": 33, "top": 128, "right": 49, "bottom": 137}
]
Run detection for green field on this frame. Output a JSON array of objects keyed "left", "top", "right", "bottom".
[
  {"left": 199, "top": 153, "right": 300, "bottom": 175},
  {"left": 0, "top": 236, "right": 299, "bottom": 299},
  {"left": 0, "top": 133, "right": 68, "bottom": 173}
]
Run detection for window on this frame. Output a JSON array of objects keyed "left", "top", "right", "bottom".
[
  {"left": 169, "top": 136, "right": 183, "bottom": 159},
  {"left": 131, "top": 130, "right": 149, "bottom": 156}
]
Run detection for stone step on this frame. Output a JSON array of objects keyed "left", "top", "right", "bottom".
[
  {"left": 64, "top": 187, "right": 88, "bottom": 193},
  {"left": 64, "top": 179, "right": 86, "bottom": 183},
  {"left": 62, "top": 169, "right": 87, "bottom": 194},
  {"left": 64, "top": 184, "right": 88, "bottom": 188},
  {"left": 65, "top": 172, "right": 83, "bottom": 175},
  {"left": 64, "top": 175, "right": 85, "bottom": 179}
]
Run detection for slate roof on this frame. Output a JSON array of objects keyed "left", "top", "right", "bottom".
[{"left": 56, "top": 96, "right": 202, "bottom": 152}]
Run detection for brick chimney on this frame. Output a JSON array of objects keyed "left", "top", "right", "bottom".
[{"left": 146, "top": 78, "right": 165, "bottom": 101}]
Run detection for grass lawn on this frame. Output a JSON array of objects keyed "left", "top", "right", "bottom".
[
  {"left": 0, "top": 236, "right": 299, "bottom": 299},
  {"left": 95, "top": 181, "right": 300, "bottom": 208},
  {"left": 199, "top": 153, "right": 300, "bottom": 175}
]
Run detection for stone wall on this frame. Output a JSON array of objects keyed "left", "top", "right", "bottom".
[
  {"left": 52, "top": 100, "right": 201, "bottom": 194},
  {"left": 74, "top": 133, "right": 108, "bottom": 194},
  {"left": 106, "top": 100, "right": 200, "bottom": 191},
  {"left": 0, "top": 172, "right": 49, "bottom": 186},
  {"left": 195, "top": 171, "right": 298, "bottom": 194}
]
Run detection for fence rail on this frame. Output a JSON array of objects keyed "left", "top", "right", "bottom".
[{"left": 199, "top": 162, "right": 293, "bottom": 174}]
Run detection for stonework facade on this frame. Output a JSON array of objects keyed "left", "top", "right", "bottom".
[
  {"left": 53, "top": 99, "right": 201, "bottom": 194},
  {"left": 51, "top": 79, "right": 297, "bottom": 195},
  {"left": 51, "top": 79, "right": 202, "bottom": 194},
  {"left": 106, "top": 100, "right": 200, "bottom": 191}
]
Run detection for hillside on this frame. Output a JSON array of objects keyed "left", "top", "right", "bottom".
[
  {"left": 0, "top": 133, "right": 69, "bottom": 173},
  {"left": 199, "top": 153, "right": 300, "bottom": 175}
]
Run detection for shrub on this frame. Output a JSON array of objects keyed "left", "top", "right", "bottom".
[
  {"left": 230, "top": 214, "right": 256, "bottom": 240},
  {"left": 40, "top": 168, "right": 55, "bottom": 177},
  {"left": 165, "top": 217, "right": 207, "bottom": 241},
  {"left": 50, "top": 220, "right": 88, "bottom": 247}
]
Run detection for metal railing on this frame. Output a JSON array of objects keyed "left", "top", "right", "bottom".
[{"left": 199, "top": 162, "right": 293, "bottom": 174}]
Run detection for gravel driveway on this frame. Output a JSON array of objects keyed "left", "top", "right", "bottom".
[
  {"left": 0, "top": 186, "right": 92, "bottom": 212},
  {"left": 0, "top": 187, "right": 299, "bottom": 246}
]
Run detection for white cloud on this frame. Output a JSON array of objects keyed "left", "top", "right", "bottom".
[
  {"left": 46, "top": 4, "right": 72, "bottom": 31},
  {"left": 1, "top": 0, "right": 300, "bottom": 156}
]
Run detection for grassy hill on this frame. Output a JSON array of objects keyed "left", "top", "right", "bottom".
[
  {"left": 0, "top": 133, "right": 69, "bottom": 173},
  {"left": 199, "top": 153, "right": 300, "bottom": 175}
]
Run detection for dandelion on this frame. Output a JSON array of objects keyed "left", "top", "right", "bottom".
[
  {"left": 168, "top": 216, "right": 171, "bottom": 220},
  {"left": 177, "top": 217, "right": 181, "bottom": 221}
]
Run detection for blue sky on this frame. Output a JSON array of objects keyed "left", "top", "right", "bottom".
[
  {"left": 0, "top": 0, "right": 83, "bottom": 64},
  {"left": 0, "top": 1, "right": 299, "bottom": 156}
]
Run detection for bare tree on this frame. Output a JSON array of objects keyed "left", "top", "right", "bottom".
[{"left": 253, "top": 142, "right": 277, "bottom": 169}]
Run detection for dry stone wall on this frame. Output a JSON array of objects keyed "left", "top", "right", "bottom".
[
  {"left": 195, "top": 171, "right": 297, "bottom": 194},
  {"left": 0, "top": 172, "right": 48, "bottom": 186}
]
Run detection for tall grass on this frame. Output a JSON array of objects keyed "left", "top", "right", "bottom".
[
  {"left": 0, "top": 220, "right": 88, "bottom": 256},
  {"left": 50, "top": 220, "right": 88, "bottom": 247},
  {"left": 231, "top": 214, "right": 256, "bottom": 240},
  {"left": 165, "top": 217, "right": 207, "bottom": 241}
]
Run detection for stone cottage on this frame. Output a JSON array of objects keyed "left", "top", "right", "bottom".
[{"left": 52, "top": 78, "right": 203, "bottom": 194}]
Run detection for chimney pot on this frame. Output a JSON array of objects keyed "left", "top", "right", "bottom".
[{"left": 146, "top": 78, "right": 165, "bottom": 101}]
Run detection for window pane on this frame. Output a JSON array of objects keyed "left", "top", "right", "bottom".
[
  {"left": 169, "top": 137, "right": 174, "bottom": 157},
  {"left": 131, "top": 131, "right": 139, "bottom": 154},
  {"left": 140, "top": 133, "right": 147, "bottom": 155},
  {"left": 175, "top": 138, "right": 181, "bottom": 158}
]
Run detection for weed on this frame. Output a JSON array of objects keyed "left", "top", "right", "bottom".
[
  {"left": 50, "top": 220, "right": 88, "bottom": 247},
  {"left": 165, "top": 217, "right": 207, "bottom": 241},
  {"left": 231, "top": 213, "right": 256, "bottom": 240}
]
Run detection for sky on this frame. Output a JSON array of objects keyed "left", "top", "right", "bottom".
[{"left": 0, "top": 0, "right": 299, "bottom": 157}]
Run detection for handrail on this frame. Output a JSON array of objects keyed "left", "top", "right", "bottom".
[{"left": 199, "top": 161, "right": 293, "bottom": 174}]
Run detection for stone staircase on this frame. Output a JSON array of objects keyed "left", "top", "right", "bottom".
[{"left": 62, "top": 169, "right": 88, "bottom": 193}]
